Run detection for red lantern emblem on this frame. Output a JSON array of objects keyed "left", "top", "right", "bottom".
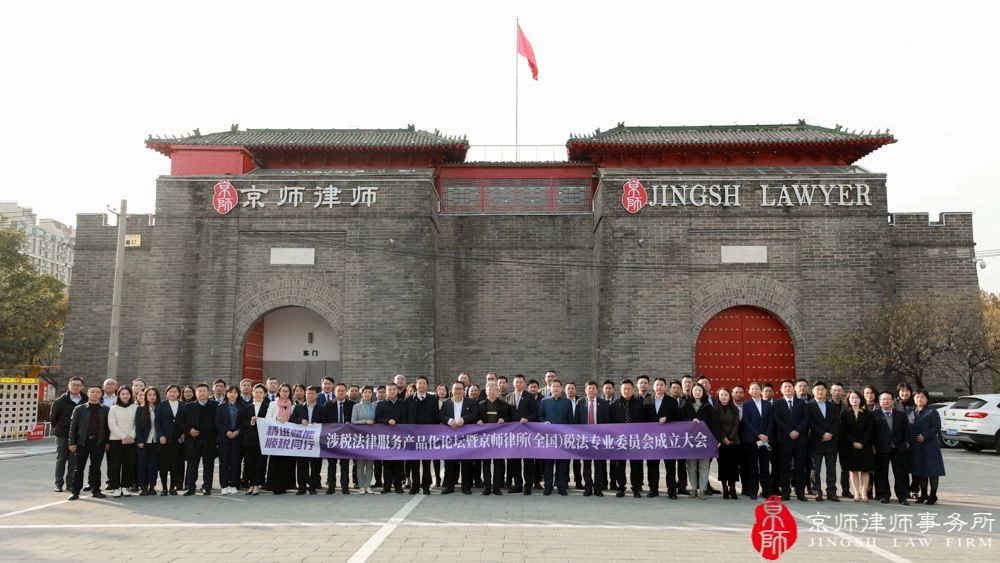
[
  {"left": 621, "top": 178, "right": 647, "bottom": 214},
  {"left": 751, "top": 495, "right": 798, "bottom": 560},
  {"left": 212, "top": 180, "right": 238, "bottom": 215}
]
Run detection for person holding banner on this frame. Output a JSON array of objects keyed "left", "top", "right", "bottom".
[
  {"left": 291, "top": 386, "right": 324, "bottom": 495},
  {"left": 505, "top": 374, "right": 538, "bottom": 495},
  {"left": 477, "top": 381, "right": 511, "bottom": 495},
  {"left": 576, "top": 380, "right": 610, "bottom": 497},
  {"left": 682, "top": 383, "right": 718, "bottom": 499},
  {"left": 265, "top": 384, "right": 297, "bottom": 495},
  {"left": 323, "top": 383, "right": 354, "bottom": 495},
  {"left": 351, "top": 386, "right": 378, "bottom": 494},
  {"left": 374, "top": 382, "right": 406, "bottom": 494},
  {"left": 538, "top": 379, "right": 574, "bottom": 496},
  {"left": 610, "top": 379, "right": 647, "bottom": 498},
  {"left": 645, "top": 377, "right": 682, "bottom": 499},
  {"left": 439, "top": 380, "right": 479, "bottom": 495},
  {"left": 239, "top": 384, "right": 269, "bottom": 496},
  {"left": 406, "top": 377, "right": 437, "bottom": 495}
]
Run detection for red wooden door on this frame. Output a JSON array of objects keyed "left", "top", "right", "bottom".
[
  {"left": 242, "top": 318, "right": 264, "bottom": 383},
  {"left": 695, "top": 306, "right": 795, "bottom": 391}
]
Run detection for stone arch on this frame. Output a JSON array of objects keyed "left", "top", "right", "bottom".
[
  {"left": 690, "top": 274, "right": 804, "bottom": 350},
  {"left": 232, "top": 275, "right": 343, "bottom": 362}
]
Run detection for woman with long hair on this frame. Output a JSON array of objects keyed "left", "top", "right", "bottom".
[
  {"left": 181, "top": 385, "right": 196, "bottom": 403},
  {"left": 682, "top": 383, "right": 718, "bottom": 499},
  {"left": 135, "top": 387, "right": 161, "bottom": 495},
  {"left": 155, "top": 384, "right": 186, "bottom": 495},
  {"left": 351, "top": 386, "right": 378, "bottom": 494},
  {"left": 840, "top": 390, "right": 875, "bottom": 502},
  {"left": 216, "top": 385, "right": 243, "bottom": 495},
  {"left": 107, "top": 387, "right": 137, "bottom": 497},
  {"left": 712, "top": 388, "right": 741, "bottom": 500},
  {"left": 265, "top": 383, "right": 297, "bottom": 494},
  {"left": 240, "top": 384, "right": 268, "bottom": 495}
]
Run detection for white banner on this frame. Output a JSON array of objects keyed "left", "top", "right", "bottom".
[{"left": 256, "top": 418, "right": 322, "bottom": 458}]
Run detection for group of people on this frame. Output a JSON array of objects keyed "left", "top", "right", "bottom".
[{"left": 48, "top": 371, "right": 945, "bottom": 506}]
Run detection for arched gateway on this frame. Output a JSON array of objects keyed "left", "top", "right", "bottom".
[{"left": 694, "top": 306, "right": 796, "bottom": 392}]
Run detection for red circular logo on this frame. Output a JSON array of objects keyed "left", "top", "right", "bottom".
[
  {"left": 212, "top": 180, "right": 238, "bottom": 215},
  {"left": 621, "top": 178, "right": 647, "bottom": 214}
]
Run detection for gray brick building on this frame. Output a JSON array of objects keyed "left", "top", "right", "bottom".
[{"left": 61, "top": 122, "right": 979, "bottom": 392}]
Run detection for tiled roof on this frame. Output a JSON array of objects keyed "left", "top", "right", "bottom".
[
  {"left": 567, "top": 121, "right": 895, "bottom": 146},
  {"left": 146, "top": 125, "right": 468, "bottom": 148}
]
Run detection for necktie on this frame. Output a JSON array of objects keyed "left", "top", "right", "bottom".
[
  {"left": 338, "top": 403, "right": 343, "bottom": 423},
  {"left": 588, "top": 400, "right": 595, "bottom": 424},
  {"left": 624, "top": 403, "right": 631, "bottom": 423},
  {"left": 788, "top": 399, "right": 793, "bottom": 410}
]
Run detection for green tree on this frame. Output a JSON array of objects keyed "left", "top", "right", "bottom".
[{"left": 0, "top": 228, "right": 66, "bottom": 370}]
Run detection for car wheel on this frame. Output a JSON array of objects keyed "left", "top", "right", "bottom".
[
  {"left": 960, "top": 442, "right": 984, "bottom": 452},
  {"left": 941, "top": 436, "right": 960, "bottom": 448}
]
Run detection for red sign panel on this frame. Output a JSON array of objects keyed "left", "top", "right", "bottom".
[
  {"left": 621, "top": 178, "right": 647, "bottom": 214},
  {"left": 694, "top": 306, "right": 795, "bottom": 392},
  {"left": 212, "top": 180, "right": 238, "bottom": 215}
]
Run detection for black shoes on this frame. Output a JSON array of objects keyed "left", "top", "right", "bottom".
[
  {"left": 67, "top": 493, "right": 79, "bottom": 500},
  {"left": 616, "top": 490, "right": 625, "bottom": 498},
  {"left": 594, "top": 490, "right": 604, "bottom": 497},
  {"left": 558, "top": 490, "right": 567, "bottom": 496},
  {"left": 183, "top": 490, "right": 196, "bottom": 496},
  {"left": 92, "top": 491, "right": 106, "bottom": 499},
  {"left": 327, "top": 488, "right": 336, "bottom": 495},
  {"left": 633, "top": 491, "right": 641, "bottom": 498}
]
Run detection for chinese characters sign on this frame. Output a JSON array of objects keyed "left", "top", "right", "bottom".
[
  {"left": 211, "top": 180, "right": 380, "bottom": 214},
  {"left": 257, "top": 419, "right": 718, "bottom": 460}
]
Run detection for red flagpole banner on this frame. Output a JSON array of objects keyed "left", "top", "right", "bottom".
[{"left": 517, "top": 23, "right": 538, "bottom": 80}]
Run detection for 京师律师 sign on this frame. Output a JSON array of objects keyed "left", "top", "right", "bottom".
[
  {"left": 211, "top": 179, "right": 380, "bottom": 215},
  {"left": 620, "top": 178, "right": 873, "bottom": 213}
]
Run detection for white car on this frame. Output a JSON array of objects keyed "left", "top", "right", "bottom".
[
  {"left": 929, "top": 402, "right": 959, "bottom": 448},
  {"left": 940, "top": 394, "right": 1000, "bottom": 453}
]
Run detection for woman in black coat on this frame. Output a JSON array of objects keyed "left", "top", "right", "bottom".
[
  {"left": 681, "top": 383, "right": 719, "bottom": 499},
  {"left": 712, "top": 388, "right": 741, "bottom": 500},
  {"left": 839, "top": 390, "right": 875, "bottom": 502},
  {"left": 239, "top": 384, "right": 269, "bottom": 496}
]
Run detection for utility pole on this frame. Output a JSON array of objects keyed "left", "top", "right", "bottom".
[{"left": 106, "top": 199, "right": 126, "bottom": 379}]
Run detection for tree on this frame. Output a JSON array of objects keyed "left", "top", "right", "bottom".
[
  {"left": 0, "top": 228, "right": 66, "bottom": 370},
  {"left": 822, "top": 298, "right": 947, "bottom": 391},
  {"left": 939, "top": 290, "right": 1000, "bottom": 394}
]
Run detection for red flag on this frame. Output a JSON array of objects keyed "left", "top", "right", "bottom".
[{"left": 516, "top": 23, "right": 538, "bottom": 80}]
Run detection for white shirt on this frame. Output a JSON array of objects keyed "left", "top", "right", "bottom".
[
  {"left": 69, "top": 394, "right": 82, "bottom": 404},
  {"left": 753, "top": 398, "right": 763, "bottom": 414},
  {"left": 452, "top": 400, "right": 464, "bottom": 422},
  {"left": 146, "top": 408, "right": 157, "bottom": 443},
  {"left": 168, "top": 400, "right": 179, "bottom": 417},
  {"left": 101, "top": 394, "right": 116, "bottom": 408}
]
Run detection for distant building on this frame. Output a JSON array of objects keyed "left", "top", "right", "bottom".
[{"left": 0, "top": 201, "right": 75, "bottom": 290}]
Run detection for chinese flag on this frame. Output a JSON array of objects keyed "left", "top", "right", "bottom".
[{"left": 517, "top": 23, "right": 538, "bottom": 80}]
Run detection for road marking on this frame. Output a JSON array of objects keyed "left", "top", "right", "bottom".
[
  {"left": 0, "top": 500, "right": 68, "bottom": 520},
  {"left": 789, "top": 508, "right": 913, "bottom": 563},
  {"left": 941, "top": 455, "right": 997, "bottom": 468},
  {"left": 347, "top": 495, "right": 424, "bottom": 563},
  {"left": 0, "top": 519, "right": 749, "bottom": 532}
]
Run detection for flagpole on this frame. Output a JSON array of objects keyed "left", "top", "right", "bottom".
[{"left": 515, "top": 18, "right": 519, "bottom": 162}]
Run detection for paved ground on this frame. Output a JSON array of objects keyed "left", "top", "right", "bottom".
[{"left": 0, "top": 441, "right": 997, "bottom": 562}]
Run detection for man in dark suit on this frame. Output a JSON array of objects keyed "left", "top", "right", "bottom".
[
  {"left": 609, "top": 379, "right": 647, "bottom": 498},
  {"left": 180, "top": 383, "right": 218, "bottom": 495},
  {"left": 807, "top": 381, "right": 841, "bottom": 502},
  {"left": 477, "top": 381, "right": 511, "bottom": 495},
  {"left": 505, "top": 374, "right": 538, "bottom": 495},
  {"left": 538, "top": 379, "right": 574, "bottom": 496},
  {"left": 406, "top": 376, "right": 438, "bottom": 494},
  {"left": 576, "top": 380, "right": 610, "bottom": 496},
  {"left": 322, "top": 382, "right": 354, "bottom": 494},
  {"left": 740, "top": 382, "right": 773, "bottom": 500},
  {"left": 440, "top": 380, "right": 479, "bottom": 494},
  {"left": 773, "top": 380, "right": 809, "bottom": 502},
  {"left": 645, "top": 377, "right": 683, "bottom": 498},
  {"left": 375, "top": 381, "right": 407, "bottom": 494},
  {"left": 873, "top": 392, "right": 912, "bottom": 505},
  {"left": 67, "top": 385, "right": 109, "bottom": 500},
  {"left": 290, "top": 386, "right": 325, "bottom": 495},
  {"left": 51, "top": 376, "right": 84, "bottom": 493}
]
